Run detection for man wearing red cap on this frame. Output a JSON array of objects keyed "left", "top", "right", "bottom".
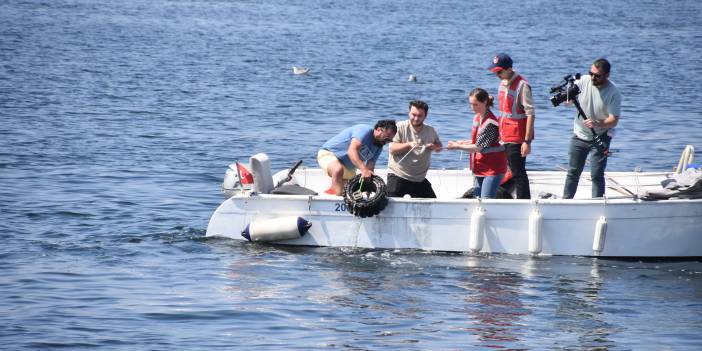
[{"left": 488, "top": 53, "right": 535, "bottom": 199}]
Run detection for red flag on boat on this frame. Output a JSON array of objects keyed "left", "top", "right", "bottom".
[{"left": 236, "top": 161, "right": 254, "bottom": 184}]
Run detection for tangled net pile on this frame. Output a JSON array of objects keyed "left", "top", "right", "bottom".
[{"left": 342, "top": 174, "right": 389, "bottom": 218}]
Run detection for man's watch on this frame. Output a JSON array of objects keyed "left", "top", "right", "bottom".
[{"left": 523, "top": 140, "right": 532, "bottom": 145}]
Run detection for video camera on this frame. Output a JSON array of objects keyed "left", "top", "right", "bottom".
[{"left": 549, "top": 73, "right": 581, "bottom": 107}]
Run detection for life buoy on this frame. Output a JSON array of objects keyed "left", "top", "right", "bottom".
[{"left": 342, "top": 174, "right": 388, "bottom": 218}]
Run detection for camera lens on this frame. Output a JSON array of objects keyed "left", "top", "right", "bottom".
[{"left": 550, "top": 92, "right": 565, "bottom": 107}]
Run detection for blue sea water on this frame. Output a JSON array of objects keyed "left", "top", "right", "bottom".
[{"left": 1, "top": 0, "right": 702, "bottom": 349}]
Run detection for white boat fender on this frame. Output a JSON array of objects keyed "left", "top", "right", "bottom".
[
  {"left": 592, "top": 216, "right": 608, "bottom": 255},
  {"left": 469, "top": 206, "right": 486, "bottom": 253},
  {"left": 528, "top": 209, "right": 543, "bottom": 255},
  {"left": 241, "top": 216, "right": 312, "bottom": 242}
]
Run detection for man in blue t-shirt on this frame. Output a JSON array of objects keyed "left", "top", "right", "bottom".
[{"left": 317, "top": 119, "right": 397, "bottom": 195}]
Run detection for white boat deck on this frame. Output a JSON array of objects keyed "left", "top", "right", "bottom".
[{"left": 285, "top": 168, "right": 667, "bottom": 201}]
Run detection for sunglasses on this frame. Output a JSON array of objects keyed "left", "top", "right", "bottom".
[{"left": 589, "top": 71, "right": 604, "bottom": 79}]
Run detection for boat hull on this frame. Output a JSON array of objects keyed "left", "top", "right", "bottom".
[{"left": 206, "top": 193, "right": 702, "bottom": 257}]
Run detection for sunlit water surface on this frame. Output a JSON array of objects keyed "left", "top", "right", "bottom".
[{"left": 2, "top": 0, "right": 702, "bottom": 349}]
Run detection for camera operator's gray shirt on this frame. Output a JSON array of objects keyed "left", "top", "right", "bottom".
[{"left": 573, "top": 75, "right": 622, "bottom": 141}]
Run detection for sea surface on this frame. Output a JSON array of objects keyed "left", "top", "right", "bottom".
[{"left": 2, "top": 0, "right": 702, "bottom": 349}]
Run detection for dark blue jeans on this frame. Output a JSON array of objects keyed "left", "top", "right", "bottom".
[{"left": 563, "top": 135, "right": 609, "bottom": 198}]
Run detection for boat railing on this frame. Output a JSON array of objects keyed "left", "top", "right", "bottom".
[{"left": 675, "top": 145, "right": 696, "bottom": 173}]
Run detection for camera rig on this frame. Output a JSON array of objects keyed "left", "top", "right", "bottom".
[
  {"left": 550, "top": 73, "right": 611, "bottom": 156},
  {"left": 550, "top": 73, "right": 581, "bottom": 107}
]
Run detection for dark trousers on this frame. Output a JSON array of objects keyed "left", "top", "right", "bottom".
[
  {"left": 386, "top": 174, "right": 437, "bottom": 198},
  {"left": 563, "top": 135, "right": 609, "bottom": 199},
  {"left": 504, "top": 143, "right": 531, "bottom": 199}
]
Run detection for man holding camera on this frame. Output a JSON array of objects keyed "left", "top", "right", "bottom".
[
  {"left": 488, "top": 53, "right": 535, "bottom": 199},
  {"left": 562, "top": 58, "right": 622, "bottom": 198}
]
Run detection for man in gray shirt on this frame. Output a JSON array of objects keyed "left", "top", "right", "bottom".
[
  {"left": 387, "top": 100, "right": 442, "bottom": 198},
  {"left": 563, "top": 58, "right": 622, "bottom": 198}
]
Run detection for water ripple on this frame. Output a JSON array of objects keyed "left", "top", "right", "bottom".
[{"left": 2, "top": 0, "right": 702, "bottom": 349}]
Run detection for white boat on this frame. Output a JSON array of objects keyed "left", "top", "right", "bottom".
[{"left": 206, "top": 146, "right": 702, "bottom": 258}]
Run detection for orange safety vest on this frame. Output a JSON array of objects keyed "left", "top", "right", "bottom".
[
  {"left": 498, "top": 74, "right": 530, "bottom": 143},
  {"left": 470, "top": 110, "right": 507, "bottom": 176}
]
